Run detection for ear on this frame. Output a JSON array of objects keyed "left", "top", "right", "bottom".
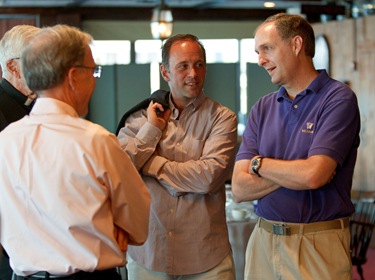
[
  {"left": 6, "top": 59, "right": 21, "bottom": 79},
  {"left": 292, "top": 35, "right": 303, "bottom": 56},
  {"left": 67, "top": 67, "right": 78, "bottom": 92},
  {"left": 160, "top": 64, "right": 170, "bottom": 82}
]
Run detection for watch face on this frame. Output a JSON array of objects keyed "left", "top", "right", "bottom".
[
  {"left": 251, "top": 157, "right": 262, "bottom": 177},
  {"left": 251, "top": 158, "right": 259, "bottom": 170}
]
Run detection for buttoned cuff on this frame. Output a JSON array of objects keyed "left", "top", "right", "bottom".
[{"left": 137, "top": 121, "right": 162, "bottom": 144}]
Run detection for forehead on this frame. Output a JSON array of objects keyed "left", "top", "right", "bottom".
[
  {"left": 169, "top": 40, "right": 204, "bottom": 63},
  {"left": 255, "top": 22, "right": 280, "bottom": 47}
]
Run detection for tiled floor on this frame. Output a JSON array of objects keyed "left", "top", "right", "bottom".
[{"left": 352, "top": 246, "right": 375, "bottom": 280}]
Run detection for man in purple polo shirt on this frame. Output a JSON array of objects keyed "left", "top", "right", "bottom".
[{"left": 232, "top": 13, "right": 360, "bottom": 280}]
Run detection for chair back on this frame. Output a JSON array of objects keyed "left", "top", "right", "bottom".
[{"left": 350, "top": 198, "right": 375, "bottom": 266}]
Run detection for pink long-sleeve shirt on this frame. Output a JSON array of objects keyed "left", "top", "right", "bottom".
[{"left": 118, "top": 93, "right": 238, "bottom": 275}]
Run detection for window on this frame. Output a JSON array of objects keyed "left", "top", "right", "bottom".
[
  {"left": 200, "top": 39, "right": 239, "bottom": 63},
  {"left": 91, "top": 38, "right": 258, "bottom": 122},
  {"left": 134, "top": 40, "right": 162, "bottom": 64},
  {"left": 239, "top": 39, "right": 258, "bottom": 116},
  {"left": 91, "top": 40, "right": 131, "bottom": 65}
]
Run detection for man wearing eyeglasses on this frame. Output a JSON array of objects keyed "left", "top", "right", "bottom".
[
  {"left": 0, "top": 24, "right": 41, "bottom": 280},
  {"left": 0, "top": 24, "right": 151, "bottom": 280},
  {"left": 0, "top": 25, "right": 40, "bottom": 132}
]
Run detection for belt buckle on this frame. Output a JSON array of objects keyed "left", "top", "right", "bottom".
[{"left": 272, "top": 223, "right": 291, "bottom": 235}]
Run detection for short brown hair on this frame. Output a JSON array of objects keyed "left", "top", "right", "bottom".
[
  {"left": 161, "top": 34, "right": 206, "bottom": 71},
  {"left": 258, "top": 13, "right": 316, "bottom": 58}
]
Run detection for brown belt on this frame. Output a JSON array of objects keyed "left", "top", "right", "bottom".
[{"left": 258, "top": 217, "right": 349, "bottom": 236}]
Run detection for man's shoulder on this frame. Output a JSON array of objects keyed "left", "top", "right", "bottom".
[
  {"left": 0, "top": 86, "right": 10, "bottom": 103},
  {"left": 0, "top": 85, "right": 18, "bottom": 108},
  {"left": 79, "top": 118, "right": 113, "bottom": 136},
  {"left": 0, "top": 89, "right": 24, "bottom": 127},
  {"left": 200, "top": 97, "right": 238, "bottom": 126},
  {"left": 203, "top": 96, "right": 235, "bottom": 112}
]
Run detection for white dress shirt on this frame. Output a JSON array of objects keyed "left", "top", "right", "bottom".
[{"left": 0, "top": 98, "right": 150, "bottom": 276}]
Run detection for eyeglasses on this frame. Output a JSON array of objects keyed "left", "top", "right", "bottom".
[{"left": 74, "top": 65, "right": 102, "bottom": 78}]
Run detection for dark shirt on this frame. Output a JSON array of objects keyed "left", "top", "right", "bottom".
[
  {"left": 0, "top": 78, "right": 34, "bottom": 132},
  {"left": 236, "top": 70, "right": 360, "bottom": 223}
]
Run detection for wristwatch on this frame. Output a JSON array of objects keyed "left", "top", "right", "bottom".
[{"left": 251, "top": 157, "right": 263, "bottom": 177}]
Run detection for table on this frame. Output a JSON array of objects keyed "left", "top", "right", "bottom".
[{"left": 227, "top": 219, "right": 257, "bottom": 280}]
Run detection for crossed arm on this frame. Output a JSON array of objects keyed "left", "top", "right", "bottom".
[{"left": 231, "top": 154, "right": 337, "bottom": 202}]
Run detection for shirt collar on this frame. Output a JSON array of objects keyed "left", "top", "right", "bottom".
[
  {"left": 191, "top": 91, "right": 206, "bottom": 109},
  {"left": 306, "top": 69, "right": 330, "bottom": 94},
  {"left": 0, "top": 78, "right": 35, "bottom": 108},
  {"left": 169, "top": 91, "right": 206, "bottom": 119},
  {"left": 277, "top": 70, "right": 329, "bottom": 102},
  {"left": 30, "top": 97, "right": 79, "bottom": 118}
]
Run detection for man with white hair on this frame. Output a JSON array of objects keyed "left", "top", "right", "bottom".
[
  {"left": 0, "top": 24, "right": 40, "bottom": 280},
  {"left": 0, "top": 25, "right": 40, "bottom": 130}
]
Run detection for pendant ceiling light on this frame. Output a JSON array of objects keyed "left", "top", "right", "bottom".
[{"left": 150, "top": 0, "right": 173, "bottom": 40}]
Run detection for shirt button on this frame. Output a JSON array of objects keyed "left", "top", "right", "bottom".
[
  {"left": 294, "top": 105, "right": 298, "bottom": 109},
  {"left": 168, "top": 231, "right": 173, "bottom": 237}
]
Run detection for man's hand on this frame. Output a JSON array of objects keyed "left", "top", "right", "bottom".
[
  {"left": 147, "top": 101, "right": 171, "bottom": 130},
  {"left": 113, "top": 226, "right": 128, "bottom": 252}
]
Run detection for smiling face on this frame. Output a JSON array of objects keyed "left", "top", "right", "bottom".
[
  {"left": 254, "top": 22, "right": 296, "bottom": 87},
  {"left": 160, "top": 40, "right": 206, "bottom": 110}
]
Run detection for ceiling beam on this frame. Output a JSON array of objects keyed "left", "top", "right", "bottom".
[
  {"left": 0, "top": 5, "right": 347, "bottom": 26},
  {"left": 0, "top": 7, "right": 286, "bottom": 22}
]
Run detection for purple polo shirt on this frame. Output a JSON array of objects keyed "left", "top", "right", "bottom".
[{"left": 236, "top": 70, "right": 360, "bottom": 223}]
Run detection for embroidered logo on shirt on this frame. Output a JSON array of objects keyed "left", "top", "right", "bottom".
[{"left": 301, "top": 122, "right": 314, "bottom": 134}]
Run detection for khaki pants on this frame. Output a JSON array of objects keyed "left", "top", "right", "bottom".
[
  {"left": 127, "top": 252, "right": 235, "bottom": 280},
  {"left": 244, "top": 220, "right": 352, "bottom": 280}
]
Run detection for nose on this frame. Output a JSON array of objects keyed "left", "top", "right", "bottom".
[
  {"left": 258, "top": 55, "right": 267, "bottom": 67},
  {"left": 188, "top": 66, "right": 197, "bottom": 77}
]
